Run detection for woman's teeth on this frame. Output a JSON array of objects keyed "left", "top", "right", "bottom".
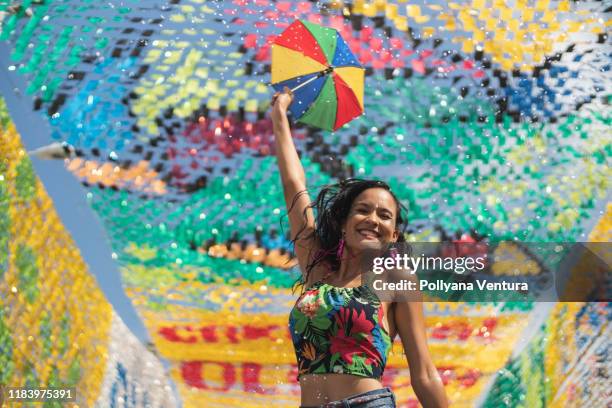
[{"left": 358, "top": 230, "right": 378, "bottom": 239}]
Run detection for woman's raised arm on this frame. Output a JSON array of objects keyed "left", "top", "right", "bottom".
[{"left": 271, "top": 88, "right": 319, "bottom": 279}]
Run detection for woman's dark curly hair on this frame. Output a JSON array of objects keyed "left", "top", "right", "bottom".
[{"left": 287, "top": 178, "right": 409, "bottom": 294}]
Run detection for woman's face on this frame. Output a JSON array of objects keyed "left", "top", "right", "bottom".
[{"left": 342, "top": 188, "right": 399, "bottom": 253}]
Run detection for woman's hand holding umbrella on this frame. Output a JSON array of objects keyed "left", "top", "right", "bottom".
[{"left": 271, "top": 86, "right": 294, "bottom": 128}]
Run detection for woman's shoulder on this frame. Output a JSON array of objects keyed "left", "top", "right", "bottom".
[{"left": 303, "top": 263, "right": 330, "bottom": 288}]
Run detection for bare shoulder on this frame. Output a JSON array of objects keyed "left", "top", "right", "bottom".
[{"left": 297, "top": 236, "right": 331, "bottom": 288}]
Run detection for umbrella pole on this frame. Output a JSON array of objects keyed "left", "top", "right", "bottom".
[{"left": 289, "top": 67, "right": 333, "bottom": 93}]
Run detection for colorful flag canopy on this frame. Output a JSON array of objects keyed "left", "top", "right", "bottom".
[
  {"left": 1, "top": 1, "right": 610, "bottom": 407},
  {"left": 271, "top": 20, "right": 364, "bottom": 132}
]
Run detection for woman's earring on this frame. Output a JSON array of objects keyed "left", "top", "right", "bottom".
[
  {"left": 337, "top": 231, "right": 346, "bottom": 259},
  {"left": 389, "top": 247, "right": 398, "bottom": 258}
]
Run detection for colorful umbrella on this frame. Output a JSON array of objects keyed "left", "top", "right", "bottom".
[{"left": 271, "top": 20, "right": 365, "bottom": 132}]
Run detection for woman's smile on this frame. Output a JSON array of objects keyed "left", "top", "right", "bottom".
[{"left": 356, "top": 228, "right": 380, "bottom": 240}]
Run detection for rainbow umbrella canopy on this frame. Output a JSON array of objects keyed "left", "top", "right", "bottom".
[{"left": 271, "top": 20, "right": 364, "bottom": 131}]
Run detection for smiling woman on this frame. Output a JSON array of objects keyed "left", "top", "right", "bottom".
[
  {"left": 271, "top": 88, "right": 449, "bottom": 408},
  {"left": 291, "top": 178, "right": 408, "bottom": 287}
]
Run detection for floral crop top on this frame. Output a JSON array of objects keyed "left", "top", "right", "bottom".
[{"left": 288, "top": 280, "right": 392, "bottom": 381}]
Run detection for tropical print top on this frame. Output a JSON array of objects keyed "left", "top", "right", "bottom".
[{"left": 288, "top": 280, "right": 392, "bottom": 381}]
